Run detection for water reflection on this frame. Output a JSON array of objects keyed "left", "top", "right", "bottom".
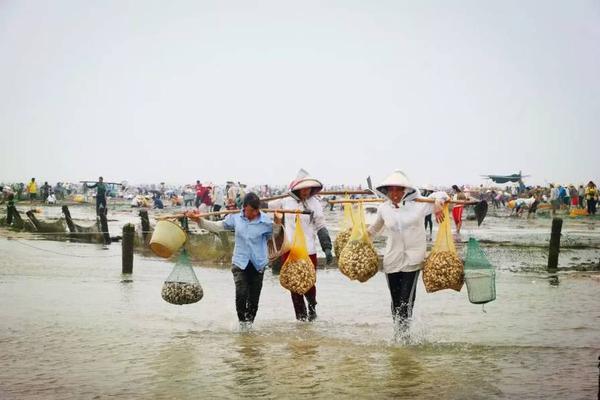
[
  {"left": 148, "top": 337, "right": 200, "bottom": 399},
  {"left": 226, "top": 333, "right": 273, "bottom": 399}
]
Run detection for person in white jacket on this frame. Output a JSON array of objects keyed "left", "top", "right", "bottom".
[
  {"left": 367, "top": 170, "right": 448, "bottom": 331},
  {"left": 268, "top": 171, "right": 333, "bottom": 321}
]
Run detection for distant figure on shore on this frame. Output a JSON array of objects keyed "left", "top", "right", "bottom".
[
  {"left": 41, "top": 181, "right": 51, "bottom": 202},
  {"left": 421, "top": 185, "right": 434, "bottom": 240},
  {"left": 578, "top": 185, "right": 585, "bottom": 209},
  {"left": 549, "top": 184, "right": 560, "bottom": 216},
  {"left": 585, "top": 181, "right": 598, "bottom": 215},
  {"left": 153, "top": 193, "right": 164, "bottom": 209},
  {"left": 86, "top": 176, "right": 108, "bottom": 216},
  {"left": 27, "top": 178, "right": 37, "bottom": 203},
  {"left": 451, "top": 185, "right": 466, "bottom": 234}
]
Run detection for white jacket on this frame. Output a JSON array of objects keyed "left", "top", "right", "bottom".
[
  {"left": 268, "top": 196, "right": 326, "bottom": 255},
  {"left": 368, "top": 190, "right": 449, "bottom": 273}
]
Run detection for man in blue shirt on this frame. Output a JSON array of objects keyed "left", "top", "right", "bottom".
[{"left": 189, "top": 192, "right": 281, "bottom": 328}]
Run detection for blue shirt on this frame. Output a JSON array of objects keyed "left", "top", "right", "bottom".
[{"left": 222, "top": 212, "right": 273, "bottom": 271}]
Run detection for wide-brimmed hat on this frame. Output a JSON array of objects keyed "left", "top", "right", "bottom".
[
  {"left": 376, "top": 170, "right": 417, "bottom": 196},
  {"left": 288, "top": 169, "right": 323, "bottom": 199},
  {"left": 289, "top": 178, "right": 323, "bottom": 192}
]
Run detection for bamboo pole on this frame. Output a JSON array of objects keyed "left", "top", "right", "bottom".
[
  {"left": 327, "top": 198, "right": 478, "bottom": 205},
  {"left": 155, "top": 208, "right": 312, "bottom": 221},
  {"left": 260, "top": 190, "right": 371, "bottom": 202}
]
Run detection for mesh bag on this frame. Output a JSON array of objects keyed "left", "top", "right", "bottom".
[
  {"left": 334, "top": 196, "right": 353, "bottom": 259},
  {"left": 161, "top": 250, "right": 204, "bottom": 305},
  {"left": 280, "top": 214, "right": 316, "bottom": 294},
  {"left": 423, "top": 205, "right": 464, "bottom": 292},
  {"left": 338, "top": 203, "right": 379, "bottom": 282},
  {"left": 464, "top": 237, "right": 495, "bottom": 304}
]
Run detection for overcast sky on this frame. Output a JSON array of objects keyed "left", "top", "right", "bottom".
[{"left": 1, "top": 1, "right": 598, "bottom": 187}]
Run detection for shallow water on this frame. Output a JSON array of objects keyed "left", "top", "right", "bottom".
[{"left": 1, "top": 238, "right": 599, "bottom": 399}]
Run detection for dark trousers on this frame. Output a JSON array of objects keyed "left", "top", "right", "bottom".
[
  {"left": 232, "top": 263, "right": 264, "bottom": 323},
  {"left": 588, "top": 199, "right": 597, "bottom": 215},
  {"left": 424, "top": 214, "right": 432, "bottom": 235},
  {"left": 96, "top": 195, "right": 107, "bottom": 216},
  {"left": 282, "top": 252, "right": 318, "bottom": 320},
  {"left": 385, "top": 270, "right": 420, "bottom": 325}
]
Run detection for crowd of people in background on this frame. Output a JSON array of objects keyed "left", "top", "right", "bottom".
[{"left": 1, "top": 177, "right": 598, "bottom": 219}]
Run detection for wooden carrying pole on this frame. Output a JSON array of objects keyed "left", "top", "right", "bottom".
[
  {"left": 155, "top": 208, "right": 312, "bottom": 221},
  {"left": 327, "top": 198, "right": 478, "bottom": 205},
  {"left": 260, "top": 190, "right": 372, "bottom": 202}
]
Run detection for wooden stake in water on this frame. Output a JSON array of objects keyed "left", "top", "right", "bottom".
[
  {"left": 62, "top": 205, "right": 76, "bottom": 233},
  {"left": 139, "top": 210, "right": 151, "bottom": 243},
  {"left": 122, "top": 224, "right": 134, "bottom": 274},
  {"left": 547, "top": 218, "right": 562, "bottom": 272},
  {"left": 99, "top": 211, "right": 110, "bottom": 246}
]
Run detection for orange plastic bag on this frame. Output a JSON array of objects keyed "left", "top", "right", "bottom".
[
  {"left": 280, "top": 214, "right": 316, "bottom": 294},
  {"left": 422, "top": 205, "right": 464, "bottom": 292}
]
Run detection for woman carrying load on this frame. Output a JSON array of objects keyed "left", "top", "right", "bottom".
[
  {"left": 268, "top": 170, "right": 333, "bottom": 322},
  {"left": 367, "top": 170, "right": 448, "bottom": 332}
]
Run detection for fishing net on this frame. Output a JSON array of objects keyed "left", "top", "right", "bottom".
[
  {"left": 161, "top": 250, "right": 204, "bottom": 305},
  {"left": 423, "top": 205, "right": 464, "bottom": 292},
  {"left": 464, "top": 237, "right": 496, "bottom": 304},
  {"left": 334, "top": 196, "right": 353, "bottom": 259},
  {"left": 338, "top": 203, "right": 379, "bottom": 282},
  {"left": 280, "top": 214, "right": 316, "bottom": 294}
]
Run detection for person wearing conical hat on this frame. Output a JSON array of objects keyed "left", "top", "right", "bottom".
[
  {"left": 367, "top": 170, "right": 449, "bottom": 333},
  {"left": 268, "top": 169, "right": 333, "bottom": 322}
]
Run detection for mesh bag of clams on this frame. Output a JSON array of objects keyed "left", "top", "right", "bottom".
[
  {"left": 334, "top": 196, "right": 353, "bottom": 259},
  {"left": 423, "top": 205, "right": 464, "bottom": 293},
  {"left": 338, "top": 203, "right": 379, "bottom": 282},
  {"left": 279, "top": 213, "right": 316, "bottom": 294},
  {"left": 161, "top": 250, "right": 204, "bottom": 305}
]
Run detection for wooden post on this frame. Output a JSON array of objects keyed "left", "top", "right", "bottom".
[
  {"left": 10, "top": 207, "right": 25, "bottom": 230},
  {"left": 62, "top": 205, "right": 76, "bottom": 233},
  {"left": 99, "top": 210, "right": 110, "bottom": 245},
  {"left": 25, "top": 210, "right": 42, "bottom": 231},
  {"left": 547, "top": 218, "right": 563, "bottom": 272},
  {"left": 7, "top": 204, "right": 14, "bottom": 225},
  {"left": 122, "top": 224, "right": 134, "bottom": 274},
  {"left": 139, "top": 210, "right": 151, "bottom": 242}
]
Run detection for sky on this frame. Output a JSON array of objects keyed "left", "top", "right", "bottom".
[{"left": 1, "top": 0, "right": 599, "bottom": 187}]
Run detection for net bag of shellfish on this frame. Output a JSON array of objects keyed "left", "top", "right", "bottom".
[
  {"left": 161, "top": 250, "right": 204, "bottom": 305},
  {"left": 334, "top": 196, "right": 353, "bottom": 259},
  {"left": 338, "top": 203, "right": 379, "bottom": 282},
  {"left": 422, "top": 205, "right": 464, "bottom": 293},
  {"left": 279, "top": 214, "right": 316, "bottom": 295},
  {"left": 464, "top": 237, "right": 495, "bottom": 304}
]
